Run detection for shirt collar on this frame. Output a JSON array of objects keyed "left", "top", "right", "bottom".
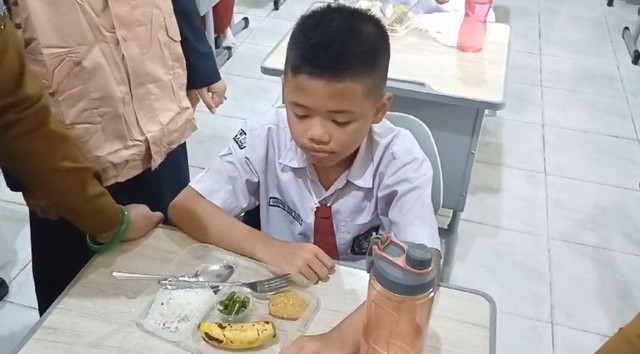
[
  {"left": 346, "top": 131, "right": 374, "bottom": 189},
  {"left": 279, "top": 139, "right": 309, "bottom": 169},
  {"left": 278, "top": 131, "right": 375, "bottom": 189}
]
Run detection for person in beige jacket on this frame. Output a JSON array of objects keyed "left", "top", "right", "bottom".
[
  {"left": 0, "top": 14, "right": 163, "bottom": 304},
  {"left": 2, "top": 0, "right": 224, "bottom": 315}
]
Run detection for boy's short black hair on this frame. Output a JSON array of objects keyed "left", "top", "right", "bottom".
[{"left": 284, "top": 4, "right": 390, "bottom": 95}]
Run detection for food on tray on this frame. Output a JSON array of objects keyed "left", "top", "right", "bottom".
[
  {"left": 356, "top": 1, "right": 419, "bottom": 34},
  {"left": 141, "top": 288, "right": 216, "bottom": 342},
  {"left": 217, "top": 291, "right": 251, "bottom": 317},
  {"left": 268, "top": 290, "right": 308, "bottom": 320},
  {"left": 199, "top": 321, "right": 276, "bottom": 349}
]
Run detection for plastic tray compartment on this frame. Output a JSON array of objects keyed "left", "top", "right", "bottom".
[{"left": 135, "top": 244, "right": 320, "bottom": 353}]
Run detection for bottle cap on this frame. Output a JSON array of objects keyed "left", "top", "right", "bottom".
[
  {"left": 406, "top": 244, "right": 432, "bottom": 270},
  {"left": 371, "top": 241, "right": 438, "bottom": 297}
]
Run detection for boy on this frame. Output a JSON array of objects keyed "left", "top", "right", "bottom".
[{"left": 169, "top": 4, "right": 439, "bottom": 352}]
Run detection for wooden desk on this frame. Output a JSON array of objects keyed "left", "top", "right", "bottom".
[
  {"left": 16, "top": 227, "right": 496, "bottom": 353},
  {"left": 261, "top": 2, "right": 511, "bottom": 280}
]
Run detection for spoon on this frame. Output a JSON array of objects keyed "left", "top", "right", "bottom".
[
  {"left": 194, "top": 263, "right": 235, "bottom": 282},
  {"left": 112, "top": 263, "right": 235, "bottom": 283}
]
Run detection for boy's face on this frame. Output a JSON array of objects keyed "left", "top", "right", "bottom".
[{"left": 283, "top": 74, "right": 392, "bottom": 169}]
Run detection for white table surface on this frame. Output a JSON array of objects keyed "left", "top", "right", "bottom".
[{"left": 16, "top": 227, "right": 495, "bottom": 354}]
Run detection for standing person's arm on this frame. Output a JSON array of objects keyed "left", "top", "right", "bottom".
[
  {"left": 172, "top": 0, "right": 226, "bottom": 113},
  {"left": 0, "top": 19, "right": 162, "bottom": 241}
]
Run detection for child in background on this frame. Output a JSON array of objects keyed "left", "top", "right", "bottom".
[{"left": 169, "top": 5, "right": 440, "bottom": 351}]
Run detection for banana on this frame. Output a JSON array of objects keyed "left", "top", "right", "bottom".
[{"left": 198, "top": 321, "right": 276, "bottom": 349}]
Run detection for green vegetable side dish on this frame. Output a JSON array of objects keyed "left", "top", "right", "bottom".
[{"left": 217, "top": 292, "right": 251, "bottom": 317}]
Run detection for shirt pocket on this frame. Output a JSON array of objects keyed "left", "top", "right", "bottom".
[
  {"left": 154, "top": 1, "right": 188, "bottom": 126},
  {"left": 163, "top": 8, "right": 181, "bottom": 42}
]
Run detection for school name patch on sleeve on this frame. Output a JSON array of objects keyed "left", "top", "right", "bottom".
[
  {"left": 268, "top": 197, "right": 303, "bottom": 226},
  {"left": 233, "top": 129, "right": 247, "bottom": 150}
]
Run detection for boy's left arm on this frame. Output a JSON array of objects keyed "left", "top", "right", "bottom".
[
  {"left": 282, "top": 304, "right": 364, "bottom": 354},
  {"left": 378, "top": 136, "right": 441, "bottom": 252}
]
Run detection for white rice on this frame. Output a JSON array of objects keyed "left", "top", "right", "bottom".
[{"left": 142, "top": 288, "right": 216, "bottom": 342}]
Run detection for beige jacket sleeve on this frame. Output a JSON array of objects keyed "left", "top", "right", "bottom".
[
  {"left": 597, "top": 313, "right": 640, "bottom": 354},
  {"left": 0, "top": 19, "right": 122, "bottom": 235}
]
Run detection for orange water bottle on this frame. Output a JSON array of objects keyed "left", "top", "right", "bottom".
[
  {"left": 457, "top": 0, "right": 493, "bottom": 52},
  {"left": 360, "top": 234, "right": 440, "bottom": 354}
]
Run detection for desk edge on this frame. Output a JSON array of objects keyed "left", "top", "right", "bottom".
[
  {"left": 14, "top": 225, "right": 184, "bottom": 353},
  {"left": 441, "top": 282, "right": 497, "bottom": 354},
  {"left": 14, "top": 251, "right": 101, "bottom": 353},
  {"left": 16, "top": 231, "right": 498, "bottom": 354}
]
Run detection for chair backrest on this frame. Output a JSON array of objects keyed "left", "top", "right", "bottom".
[{"left": 385, "top": 112, "right": 443, "bottom": 214}]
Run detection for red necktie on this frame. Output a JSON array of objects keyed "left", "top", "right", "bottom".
[{"left": 313, "top": 204, "right": 340, "bottom": 260}]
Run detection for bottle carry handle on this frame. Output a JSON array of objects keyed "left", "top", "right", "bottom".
[
  {"left": 365, "top": 233, "right": 386, "bottom": 273},
  {"left": 366, "top": 233, "right": 412, "bottom": 273}
]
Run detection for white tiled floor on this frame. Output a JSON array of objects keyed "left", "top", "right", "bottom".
[
  {"left": 2, "top": 0, "right": 640, "bottom": 353},
  {"left": 553, "top": 325, "right": 609, "bottom": 354}
]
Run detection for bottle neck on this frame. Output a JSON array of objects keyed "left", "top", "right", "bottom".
[{"left": 371, "top": 276, "right": 436, "bottom": 300}]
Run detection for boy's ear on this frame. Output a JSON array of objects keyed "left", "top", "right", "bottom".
[{"left": 373, "top": 93, "right": 393, "bottom": 124}]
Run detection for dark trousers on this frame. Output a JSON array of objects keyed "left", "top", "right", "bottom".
[
  {"left": 242, "top": 206, "right": 261, "bottom": 231},
  {"left": 30, "top": 144, "right": 189, "bottom": 316}
]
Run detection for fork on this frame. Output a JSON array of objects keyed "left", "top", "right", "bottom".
[{"left": 157, "top": 273, "right": 292, "bottom": 294}]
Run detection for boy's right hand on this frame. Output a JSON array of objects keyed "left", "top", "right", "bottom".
[{"left": 263, "top": 239, "right": 336, "bottom": 285}]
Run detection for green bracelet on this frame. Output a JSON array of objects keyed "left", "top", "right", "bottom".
[{"left": 86, "top": 207, "right": 130, "bottom": 253}]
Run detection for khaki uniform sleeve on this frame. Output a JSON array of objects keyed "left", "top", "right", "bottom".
[
  {"left": 0, "top": 19, "right": 121, "bottom": 236},
  {"left": 597, "top": 313, "right": 640, "bottom": 354}
]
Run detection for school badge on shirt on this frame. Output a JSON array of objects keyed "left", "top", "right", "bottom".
[
  {"left": 233, "top": 129, "right": 247, "bottom": 150},
  {"left": 351, "top": 226, "right": 381, "bottom": 256}
]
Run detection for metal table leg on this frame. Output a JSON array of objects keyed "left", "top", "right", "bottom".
[
  {"left": 231, "top": 16, "right": 250, "bottom": 36},
  {"left": 0, "top": 277, "right": 8, "bottom": 300},
  {"left": 440, "top": 210, "right": 461, "bottom": 283},
  {"left": 274, "top": 0, "right": 288, "bottom": 11},
  {"left": 213, "top": 16, "right": 250, "bottom": 67},
  {"left": 205, "top": 7, "right": 250, "bottom": 69},
  {"left": 622, "top": 7, "right": 640, "bottom": 65}
]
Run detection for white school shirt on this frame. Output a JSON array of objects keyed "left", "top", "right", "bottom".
[{"left": 191, "top": 108, "right": 440, "bottom": 261}]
